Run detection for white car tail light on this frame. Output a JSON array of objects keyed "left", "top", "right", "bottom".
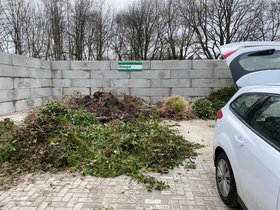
[
  {"left": 217, "top": 109, "right": 223, "bottom": 120},
  {"left": 223, "top": 50, "right": 237, "bottom": 58}
]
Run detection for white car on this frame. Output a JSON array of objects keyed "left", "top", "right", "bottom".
[{"left": 214, "top": 42, "right": 280, "bottom": 210}]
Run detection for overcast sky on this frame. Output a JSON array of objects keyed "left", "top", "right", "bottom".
[{"left": 111, "top": 0, "right": 136, "bottom": 10}]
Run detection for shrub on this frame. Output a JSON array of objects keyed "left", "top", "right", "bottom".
[
  {"left": 0, "top": 142, "right": 15, "bottom": 163},
  {"left": 194, "top": 98, "right": 216, "bottom": 120},
  {"left": 208, "top": 87, "right": 237, "bottom": 115},
  {"left": 160, "top": 96, "right": 196, "bottom": 120},
  {"left": 193, "top": 87, "right": 237, "bottom": 120},
  {"left": 0, "top": 119, "right": 18, "bottom": 163},
  {"left": 211, "top": 99, "right": 226, "bottom": 112},
  {"left": 164, "top": 96, "right": 186, "bottom": 113},
  {"left": 208, "top": 87, "right": 237, "bottom": 103}
]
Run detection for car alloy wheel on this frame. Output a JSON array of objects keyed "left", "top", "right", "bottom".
[
  {"left": 217, "top": 159, "right": 231, "bottom": 197},
  {"left": 215, "top": 152, "right": 239, "bottom": 208}
]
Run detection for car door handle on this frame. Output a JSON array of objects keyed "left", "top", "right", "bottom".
[{"left": 234, "top": 136, "right": 245, "bottom": 147}]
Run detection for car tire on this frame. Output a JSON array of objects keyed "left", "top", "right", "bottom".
[{"left": 215, "top": 152, "right": 239, "bottom": 208}]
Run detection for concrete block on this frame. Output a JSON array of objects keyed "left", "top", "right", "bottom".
[
  {"left": 52, "top": 61, "right": 70, "bottom": 70},
  {"left": 41, "top": 60, "right": 51, "bottom": 69},
  {"left": 71, "top": 61, "right": 110, "bottom": 70},
  {"left": 91, "top": 70, "right": 129, "bottom": 79},
  {"left": 172, "top": 88, "right": 212, "bottom": 97},
  {"left": 15, "top": 98, "right": 43, "bottom": 112},
  {"left": 171, "top": 70, "right": 212, "bottom": 79},
  {"left": 111, "top": 79, "right": 150, "bottom": 88},
  {"left": 91, "top": 79, "right": 111, "bottom": 88},
  {"left": 111, "top": 61, "right": 151, "bottom": 70},
  {"left": 0, "top": 65, "right": 13, "bottom": 77},
  {"left": 62, "top": 70, "right": 90, "bottom": 79},
  {"left": 222, "top": 79, "right": 234, "bottom": 87},
  {"left": 0, "top": 78, "right": 13, "bottom": 89},
  {"left": 41, "top": 79, "right": 52, "bottom": 87},
  {"left": 0, "top": 102, "right": 15, "bottom": 115},
  {"left": 91, "top": 87, "right": 129, "bottom": 95},
  {"left": 30, "top": 88, "right": 52, "bottom": 98},
  {"left": 151, "top": 79, "right": 191, "bottom": 88},
  {"left": 53, "top": 79, "right": 71, "bottom": 87},
  {"left": 29, "top": 68, "right": 52, "bottom": 78},
  {"left": 0, "top": 65, "right": 28, "bottom": 78},
  {"left": 213, "top": 69, "right": 232, "bottom": 78},
  {"left": 12, "top": 54, "right": 41, "bottom": 68},
  {"left": 130, "top": 88, "right": 170, "bottom": 97},
  {"left": 0, "top": 89, "right": 30, "bottom": 102},
  {"left": 151, "top": 60, "right": 191, "bottom": 70},
  {"left": 192, "top": 79, "right": 234, "bottom": 88},
  {"left": 151, "top": 97, "right": 164, "bottom": 104},
  {"left": 213, "top": 60, "right": 228, "bottom": 70},
  {"left": 63, "top": 88, "right": 90, "bottom": 96},
  {"left": 14, "top": 78, "right": 41, "bottom": 88},
  {"left": 52, "top": 70, "right": 62, "bottom": 79},
  {"left": 52, "top": 88, "right": 63, "bottom": 96},
  {"left": 72, "top": 79, "right": 91, "bottom": 87},
  {"left": 42, "top": 96, "right": 53, "bottom": 104},
  {"left": 192, "top": 60, "right": 215, "bottom": 70},
  {"left": 12, "top": 66, "right": 29, "bottom": 77},
  {"left": 213, "top": 87, "right": 224, "bottom": 92},
  {"left": 113, "top": 88, "right": 130, "bottom": 95},
  {"left": 130, "top": 70, "right": 170, "bottom": 79},
  {"left": 0, "top": 53, "right": 12, "bottom": 65}
]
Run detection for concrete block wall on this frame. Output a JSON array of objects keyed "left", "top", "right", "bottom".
[
  {"left": 0, "top": 53, "right": 52, "bottom": 115},
  {"left": 0, "top": 52, "right": 234, "bottom": 115},
  {"left": 54, "top": 60, "right": 233, "bottom": 104}
]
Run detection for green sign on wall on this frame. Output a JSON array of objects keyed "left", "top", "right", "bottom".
[{"left": 118, "top": 62, "right": 143, "bottom": 72}]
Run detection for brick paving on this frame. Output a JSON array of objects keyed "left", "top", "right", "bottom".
[{"left": 0, "top": 120, "right": 239, "bottom": 210}]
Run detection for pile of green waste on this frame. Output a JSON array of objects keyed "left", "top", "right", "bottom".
[{"left": 0, "top": 99, "right": 201, "bottom": 191}]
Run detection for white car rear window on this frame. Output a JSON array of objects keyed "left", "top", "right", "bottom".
[{"left": 239, "top": 50, "right": 280, "bottom": 71}]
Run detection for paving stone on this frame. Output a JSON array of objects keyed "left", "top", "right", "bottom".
[{"left": 145, "top": 199, "right": 161, "bottom": 204}]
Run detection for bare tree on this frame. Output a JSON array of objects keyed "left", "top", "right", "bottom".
[
  {"left": 83, "top": 1, "right": 113, "bottom": 61},
  {"left": 70, "top": 0, "right": 92, "bottom": 60},
  {"left": 0, "top": 0, "right": 30, "bottom": 55},
  {"left": 179, "top": 0, "right": 262, "bottom": 59},
  {"left": 43, "top": 0, "right": 66, "bottom": 60},
  {"left": 0, "top": 0, "right": 279, "bottom": 60},
  {"left": 252, "top": 0, "right": 280, "bottom": 41},
  {"left": 161, "top": 0, "right": 194, "bottom": 60},
  {"left": 114, "top": 0, "right": 164, "bottom": 60},
  {"left": 24, "top": 2, "right": 49, "bottom": 58},
  {"left": 111, "top": 14, "right": 128, "bottom": 60}
]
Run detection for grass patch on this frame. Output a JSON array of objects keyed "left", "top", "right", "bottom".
[{"left": 0, "top": 100, "right": 202, "bottom": 191}]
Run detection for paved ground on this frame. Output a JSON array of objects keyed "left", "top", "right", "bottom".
[{"left": 0, "top": 113, "right": 238, "bottom": 210}]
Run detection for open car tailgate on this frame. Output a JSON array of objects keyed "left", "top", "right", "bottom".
[{"left": 220, "top": 42, "right": 280, "bottom": 87}]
